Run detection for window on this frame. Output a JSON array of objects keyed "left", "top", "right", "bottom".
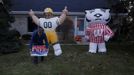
[
  {"left": 77, "top": 18, "right": 84, "bottom": 31},
  {"left": 27, "top": 17, "right": 38, "bottom": 32}
]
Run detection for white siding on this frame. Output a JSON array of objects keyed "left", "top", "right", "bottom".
[{"left": 11, "top": 15, "right": 28, "bottom": 35}]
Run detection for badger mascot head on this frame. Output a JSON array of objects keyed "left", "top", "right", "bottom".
[{"left": 85, "top": 8, "right": 110, "bottom": 24}]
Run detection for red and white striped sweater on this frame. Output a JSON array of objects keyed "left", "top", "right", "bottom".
[{"left": 86, "top": 24, "right": 114, "bottom": 43}]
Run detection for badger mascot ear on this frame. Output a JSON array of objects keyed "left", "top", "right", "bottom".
[
  {"left": 85, "top": 10, "right": 89, "bottom": 14},
  {"left": 106, "top": 9, "right": 110, "bottom": 13},
  {"left": 85, "top": 10, "right": 90, "bottom": 22}
]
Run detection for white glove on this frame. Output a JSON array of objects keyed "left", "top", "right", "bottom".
[{"left": 104, "top": 35, "right": 110, "bottom": 41}]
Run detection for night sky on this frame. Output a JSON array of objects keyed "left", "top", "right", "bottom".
[{"left": 11, "top": 0, "right": 118, "bottom": 12}]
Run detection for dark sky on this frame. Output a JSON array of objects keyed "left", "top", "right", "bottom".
[{"left": 11, "top": 0, "right": 117, "bottom": 12}]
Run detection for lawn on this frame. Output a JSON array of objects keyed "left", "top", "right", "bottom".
[{"left": 0, "top": 42, "right": 134, "bottom": 75}]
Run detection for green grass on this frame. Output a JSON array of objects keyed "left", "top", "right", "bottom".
[{"left": 0, "top": 43, "right": 134, "bottom": 75}]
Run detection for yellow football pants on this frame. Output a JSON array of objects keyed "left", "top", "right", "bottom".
[{"left": 45, "top": 31, "right": 58, "bottom": 44}]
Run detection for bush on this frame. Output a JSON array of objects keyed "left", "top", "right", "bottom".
[
  {"left": 0, "top": 0, "right": 22, "bottom": 54},
  {"left": 0, "top": 29, "right": 22, "bottom": 54},
  {"left": 22, "top": 34, "right": 31, "bottom": 40}
]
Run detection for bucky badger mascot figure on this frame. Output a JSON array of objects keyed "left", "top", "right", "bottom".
[{"left": 85, "top": 8, "right": 114, "bottom": 54}]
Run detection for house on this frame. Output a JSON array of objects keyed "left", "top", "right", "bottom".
[
  {"left": 9, "top": 0, "right": 115, "bottom": 44},
  {"left": 10, "top": 0, "right": 110, "bottom": 34}
]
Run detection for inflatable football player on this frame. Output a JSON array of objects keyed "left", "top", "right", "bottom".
[
  {"left": 85, "top": 8, "right": 114, "bottom": 54},
  {"left": 29, "top": 6, "right": 68, "bottom": 56}
]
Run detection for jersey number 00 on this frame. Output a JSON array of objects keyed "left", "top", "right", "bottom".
[{"left": 43, "top": 22, "right": 52, "bottom": 28}]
